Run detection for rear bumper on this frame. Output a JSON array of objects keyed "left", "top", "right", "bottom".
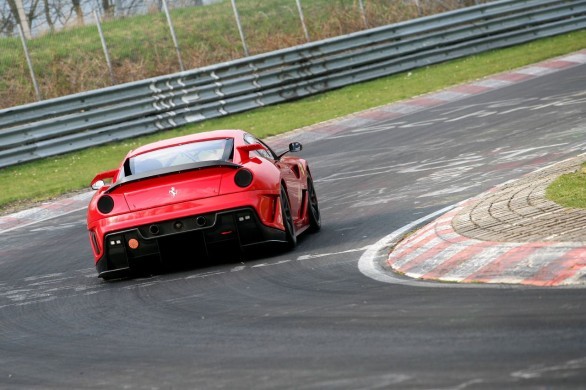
[{"left": 95, "top": 207, "right": 286, "bottom": 278}]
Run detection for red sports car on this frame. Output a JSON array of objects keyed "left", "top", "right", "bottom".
[{"left": 87, "top": 129, "right": 320, "bottom": 280}]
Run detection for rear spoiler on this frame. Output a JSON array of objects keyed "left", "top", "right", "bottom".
[{"left": 105, "top": 160, "right": 241, "bottom": 194}]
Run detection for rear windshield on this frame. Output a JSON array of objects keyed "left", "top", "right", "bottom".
[{"left": 125, "top": 138, "right": 233, "bottom": 176}]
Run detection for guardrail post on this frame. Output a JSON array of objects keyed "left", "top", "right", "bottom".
[
  {"left": 94, "top": 10, "right": 116, "bottom": 85},
  {"left": 17, "top": 23, "right": 42, "bottom": 102},
  {"left": 162, "top": 0, "right": 185, "bottom": 72},
  {"left": 230, "top": 0, "right": 249, "bottom": 57},
  {"left": 295, "top": 0, "right": 310, "bottom": 42}
]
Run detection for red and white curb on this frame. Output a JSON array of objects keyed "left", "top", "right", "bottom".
[
  {"left": 0, "top": 192, "right": 93, "bottom": 235},
  {"left": 386, "top": 201, "right": 586, "bottom": 287},
  {"left": 358, "top": 202, "right": 586, "bottom": 288}
]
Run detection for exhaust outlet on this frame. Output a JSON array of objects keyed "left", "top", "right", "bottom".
[
  {"left": 195, "top": 216, "right": 207, "bottom": 227},
  {"left": 149, "top": 224, "right": 160, "bottom": 235}
]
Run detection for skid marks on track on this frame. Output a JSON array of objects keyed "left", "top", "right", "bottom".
[
  {"left": 310, "top": 86, "right": 586, "bottom": 213},
  {"left": 327, "top": 89, "right": 586, "bottom": 142},
  {"left": 511, "top": 357, "right": 586, "bottom": 381},
  {"left": 315, "top": 139, "right": 585, "bottom": 213},
  {"left": 0, "top": 247, "right": 368, "bottom": 310},
  {"left": 28, "top": 221, "right": 85, "bottom": 232}
]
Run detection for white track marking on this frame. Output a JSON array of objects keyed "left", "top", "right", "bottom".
[
  {"left": 357, "top": 205, "right": 456, "bottom": 285},
  {"left": 0, "top": 206, "right": 88, "bottom": 235},
  {"left": 297, "top": 247, "right": 371, "bottom": 261}
]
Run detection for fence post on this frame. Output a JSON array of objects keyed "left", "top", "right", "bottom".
[
  {"left": 230, "top": 0, "right": 249, "bottom": 57},
  {"left": 295, "top": 0, "right": 310, "bottom": 42},
  {"left": 358, "top": 0, "right": 368, "bottom": 28},
  {"left": 94, "top": 10, "right": 116, "bottom": 84},
  {"left": 162, "top": 0, "right": 185, "bottom": 72},
  {"left": 17, "top": 24, "right": 42, "bottom": 101}
]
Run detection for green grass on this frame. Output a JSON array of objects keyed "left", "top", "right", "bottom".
[
  {"left": 1, "top": 30, "right": 585, "bottom": 213},
  {"left": 546, "top": 163, "right": 586, "bottom": 209}
]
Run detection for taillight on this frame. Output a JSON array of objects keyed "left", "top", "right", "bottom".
[
  {"left": 234, "top": 169, "right": 253, "bottom": 188},
  {"left": 97, "top": 195, "right": 115, "bottom": 214}
]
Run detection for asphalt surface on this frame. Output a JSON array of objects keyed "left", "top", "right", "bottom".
[{"left": 1, "top": 54, "right": 586, "bottom": 388}]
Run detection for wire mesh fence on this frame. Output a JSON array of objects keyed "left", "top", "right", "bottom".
[{"left": 0, "top": 0, "right": 486, "bottom": 110}]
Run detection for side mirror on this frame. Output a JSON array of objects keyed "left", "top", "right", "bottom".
[
  {"left": 91, "top": 180, "right": 106, "bottom": 190},
  {"left": 289, "top": 142, "right": 303, "bottom": 153},
  {"left": 278, "top": 142, "right": 303, "bottom": 159}
]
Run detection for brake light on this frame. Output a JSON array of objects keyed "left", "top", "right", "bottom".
[
  {"left": 97, "top": 195, "right": 115, "bottom": 214},
  {"left": 234, "top": 169, "right": 253, "bottom": 188}
]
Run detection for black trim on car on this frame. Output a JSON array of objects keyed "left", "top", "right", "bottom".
[{"left": 95, "top": 208, "right": 287, "bottom": 279}]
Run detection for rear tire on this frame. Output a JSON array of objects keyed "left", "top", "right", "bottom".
[
  {"left": 307, "top": 176, "right": 321, "bottom": 232},
  {"left": 280, "top": 186, "right": 297, "bottom": 250}
]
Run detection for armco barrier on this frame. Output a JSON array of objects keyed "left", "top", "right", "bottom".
[{"left": 1, "top": 0, "right": 585, "bottom": 168}]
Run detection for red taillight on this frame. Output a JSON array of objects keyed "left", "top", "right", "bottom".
[
  {"left": 234, "top": 169, "right": 253, "bottom": 188},
  {"left": 97, "top": 195, "right": 114, "bottom": 214}
]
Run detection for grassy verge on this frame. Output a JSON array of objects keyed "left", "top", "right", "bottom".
[
  {"left": 546, "top": 163, "right": 586, "bottom": 209},
  {"left": 1, "top": 30, "right": 585, "bottom": 214}
]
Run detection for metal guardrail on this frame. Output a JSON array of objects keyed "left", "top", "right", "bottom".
[{"left": 1, "top": 0, "right": 585, "bottom": 168}]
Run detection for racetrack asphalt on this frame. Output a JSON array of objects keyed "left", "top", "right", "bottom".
[{"left": 2, "top": 49, "right": 586, "bottom": 288}]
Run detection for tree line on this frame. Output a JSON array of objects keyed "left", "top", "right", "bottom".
[{"left": 1, "top": 0, "right": 204, "bottom": 38}]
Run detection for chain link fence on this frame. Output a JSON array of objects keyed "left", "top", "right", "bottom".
[{"left": 0, "top": 0, "right": 484, "bottom": 110}]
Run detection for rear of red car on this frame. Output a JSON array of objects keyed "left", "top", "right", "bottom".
[{"left": 87, "top": 132, "right": 289, "bottom": 280}]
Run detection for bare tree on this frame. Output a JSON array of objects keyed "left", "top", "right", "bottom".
[
  {"left": 51, "top": 0, "right": 76, "bottom": 28},
  {"left": 42, "top": 0, "right": 55, "bottom": 31},
  {"left": 26, "top": 0, "right": 42, "bottom": 28},
  {"left": 102, "top": 0, "right": 113, "bottom": 18},
  {"left": 7, "top": 0, "right": 32, "bottom": 38},
  {"left": 0, "top": 0, "right": 216, "bottom": 37},
  {"left": 6, "top": 0, "right": 20, "bottom": 26},
  {"left": 122, "top": 0, "right": 144, "bottom": 17},
  {"left": 72, "top": 0, "right": 84, "bottom": 23},
  {"left": 5, "top": 0, "right": 17, "bottom": 17},
  {"left": 0, "top": 1, "right": 16, "bottom": 35}
]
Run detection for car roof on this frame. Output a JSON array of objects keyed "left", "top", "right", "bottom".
[{"left": 128, "top": 129, "right": 246, "bottom": 158}]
